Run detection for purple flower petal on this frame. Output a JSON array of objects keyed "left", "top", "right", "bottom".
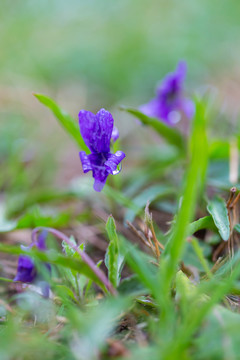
[
  {"left": 14, "top": 255, "right": 36, "bottom": 283},
  {"left": 175, "top": 60, "right": 187, "bottom": 82},
  {"left": 139, "top": 99, "right": 160, "bottom": 119},
  {"left": 79, "top": 151, "right": 92, "bottom": 173},
  {"left": 80, "top": 152, "right": 110, "bottom": 192},
  {"left": 111, "top": 126, "right": 119, "bottom": 142},
  {"left": 79, "top": 151, "right": 125, "bottom": 192},
  {"left": 105, "top": 151, "right": 126, "bottom": 174},
  {"left": 78, "top": 108, "right": 125, "bottom": 191},
  {"left": 140, "top": 60, "right": 193, "bottom": 124},
  {"left": 93, "top": 178, "right": 108, "bottom": 192},
  {"left": 14, "top": 231, "right": 50, "bottom": 293},
  {"left": 78, "top": 108, "right": 113, "bottom": 153},
  {"left": 181, "top": 98, "right": 195, "bottom": 119},
  {"left": 36, "top": 230, "right": 48, "bottom": 250}
]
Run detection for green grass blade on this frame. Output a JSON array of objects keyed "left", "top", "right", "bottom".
[
  {"left": 190, "top": 238, "right": 212, "bottom": 279},
  {"left": 119, "top": 237, "right": 158, "bottom": 298},
  {"left": 159, "top": 99, "right": 208, "bottom": 293},
  {"left": 105, "top": 215, "right": 120, "bottom": 288},
  {"left": 34, "top": 93, "right": 88, "bottom": 152},
  {"left": 121, "top": 106, "right": 185, "bottom": 152}
]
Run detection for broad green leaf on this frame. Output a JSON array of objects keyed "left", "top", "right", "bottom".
[
  {"left": 121, "top": 107, "right": 185, "bottom": 152},
  {"left": 118, "top": 275, "right": 147, "bottom": 296},
  {"left": 207, "top": 196, "right": 230, "bottom": 241},
  {"left": 105, "top": 215, "right": 124, "bottom": 287},
  {"left": 34, "top": 93, "right": 88, "bottom": 152},
  {"left": 188, "top": 216, "right": 217, "bottom": 236}
]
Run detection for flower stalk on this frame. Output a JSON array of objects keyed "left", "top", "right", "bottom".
[{"left": 31, "top": 226, "right": 117, "bottom": 295}]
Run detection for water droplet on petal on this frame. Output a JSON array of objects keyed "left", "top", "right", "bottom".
[
  {"left": 168, "top": 110, "right": 181, "bottom": 124},
  {"left": 112, "top": 163, "right": 122, "bottom": 175}
]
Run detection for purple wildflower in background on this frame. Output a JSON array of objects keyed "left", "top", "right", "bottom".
[
  {"left": 14, "top": 230, "right": 50, "bottom": 297},
  {"left": 14, "top": 255, "right": 36, "bottom": 283},
  {"left": 140, "top": 61, "right": 195, "bottom": 125},
  {"left": 79, "top": 108, "right": 125, "bottom": 192}
]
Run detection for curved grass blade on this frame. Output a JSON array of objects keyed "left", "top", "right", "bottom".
[
  {"left": 34, "top": 93, "right": 88, "bottom": 152},
  {"left": 121, "top": 107, "right": 185, "bottom": 152},
  {"left": 156, "top": 99, "right": 208, "bottom": 334}
]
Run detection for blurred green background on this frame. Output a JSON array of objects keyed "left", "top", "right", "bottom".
[
  {"left": 2, "top": 0, "right": 240, "bottom": 103},
  {"left": 1, "top": 0, "right": 240, "bottom": 192}
]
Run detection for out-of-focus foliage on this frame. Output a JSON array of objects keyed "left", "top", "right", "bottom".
[
  {"left": 1, "top": 0, "right": 240, "bottom": 105},
  {"left": 1, "top": 1, "right": 240, "bottom": 360}
]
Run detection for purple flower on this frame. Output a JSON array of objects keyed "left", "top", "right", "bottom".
[
  {"left": 14, "top": 255, "right": 36, "bottom": 283},
  {"left": 14, "top": 230, "right": 50, "bottom": 297},
  {"left": 111, "top": 126, "right": 119, "bottom": 142},
  {"left": 140, "top": 61, "right": 195, "bottom": 125},
  {"left": 79, "top": 109, "right": 125, "bottom": 192}
]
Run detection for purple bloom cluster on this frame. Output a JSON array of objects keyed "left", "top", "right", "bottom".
[
  {"left": 140, "top": 61, "right": 194, "bottom": 125},
  {"left": 79, "top": 109, "right": 125, "bottom": 192},
  {"left": 14, "top": 230, "right": 50, "bottom": 297}
]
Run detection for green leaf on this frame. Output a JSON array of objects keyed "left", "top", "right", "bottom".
[
  {"left": 195, "top": 305, "right": 240, "bottom": 360},
  {"left": 61, "top": 237, "right": 85, "bottom": 293},
  {"left": 85, "top": 260, "right": 103, "bottom": 298},
  {"left": 156, "top": 99, "right": 209, "bottom": 337},
  {"left": 175, "top": 270, "right": 197, "bottom": 302},
  {"left": 190, "top": 238, "right": 212, "bottom": 278},
  {"left": 54, "top": 284, "right": 78, "bottom": 303},
  {"left": 234, "top": 224, "right": 240, "bottom": 234},
  {"left": 182, "top": 241, "right": 212, "bottom": 272},
  {"left": 125, "top": 184, "right": 175, "bottom": 223},
  {"left": 207, "top": 196, "right": 230, "bottom": 241},
  {"left": 188, "top": 216, "right": 217, "bottom": 236},
  {"left": 0, "top": 205, "right": 71, "bottom": 233},
  {"left": 34, "top": 93, "right": 88, "bottom": 152},
  {"left": 67, "top": 296, "right": 130, "bottom": 359},
  {"left": 6, "top": 188, "right": 75, "bottom": 218},
  {"left": 119, "top": 237, "right": 158, "bottom": 297},
  {"left": 121, "top": 107, "right": 185, "bottom": 152},
  {"left": 160, "top": 99, "right": 209, "bottom": 289},
  {"left": 0, "top": 243, "right": 107, "bottom": 292},
  {"left": 118, "top": 275, "right": 147, "bottom": 296},
  {"left": 105, "top": 215, "right": 124, "bottom": 287}
]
